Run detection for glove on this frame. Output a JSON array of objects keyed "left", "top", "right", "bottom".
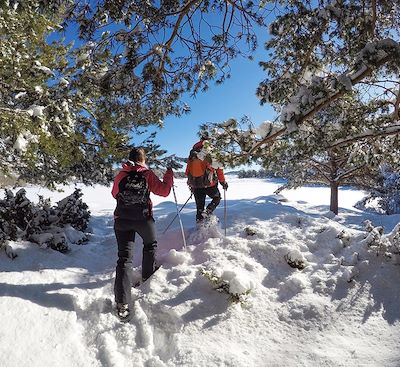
[
  {"left": 221, "top": 181, "right": 228, "bottom": 190},
  {"left": 165, "top": 155, "right": 182, "bottom": 170}
]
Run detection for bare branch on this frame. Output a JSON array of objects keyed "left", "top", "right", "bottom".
[
  {"left": 336, "top": 164, "right": 366, "bottom": 182},
  {"left": 159, "top": 0, "right": 200, "bottom": 73},
  {"left": 309, "top": 162, "right": 331, "bottom": 182}
]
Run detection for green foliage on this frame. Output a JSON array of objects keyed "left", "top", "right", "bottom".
[
  {"left": 268, "top": 95, "right": 400, "bottom": 193},
  {"left": 201, "top": 1, "right": 400, "bottom": 185},
  {"left": 257, "top": 0, "right": 400, "bottom": 111},
  {"left": 0, "top": 2, "right": 118, "bottom": 186},
  {"left": 1, "top": 1, "right": 269, "bottom": 187}
]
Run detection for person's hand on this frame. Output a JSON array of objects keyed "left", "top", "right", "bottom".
[
  {"left": 221, "top": 181, "right": 228, "bottom": 190},
  {"left": 164, "top": 155, "right": 182, "bottom": 170}
]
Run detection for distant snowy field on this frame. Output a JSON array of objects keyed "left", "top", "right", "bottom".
[{"left": 1, "top": 177, "right": 400, "bottom": 367}]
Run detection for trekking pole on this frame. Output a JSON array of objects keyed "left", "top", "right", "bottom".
[
  {"left": 162, "top": 193, "right": 192, "bottom": 234},
  {"left": 172, "top": 185, "right": 187, "bottom": 250},
  {"left": 223, "top": 188, "right": 227, "bottom": 237}
]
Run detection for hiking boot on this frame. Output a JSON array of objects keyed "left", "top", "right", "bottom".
[
  {"left": 142, "top": 265, "right": 160, "bottom": 283},
  {"left": 116, "top": 303, "right": 130, "bottom": 322},
  {"left": 201, "top": 208, "right": 212, "bottom": 219}
]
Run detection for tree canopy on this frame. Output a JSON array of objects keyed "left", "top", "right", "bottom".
[
  {"left": 206, "top": 0, "right": 400, "bottom": 163},
  {"left": 0, "top": 0, "right": 269, "bottom": 187}
]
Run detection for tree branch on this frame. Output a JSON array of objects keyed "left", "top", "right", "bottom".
[
  {"left": 393, "top": 85, "right": 400, "bottom": 119},
  {"left": 371, "top": 0, "right": 377, "bottom": 36},
  {"left": 159, "top": 0, "right": 200, "bottom": 73},
  {"left": 248, "top": 46, "right": 399, "bottom": 155},
  {"left": 336, "top": 164, "right": 366, "bottom": 182},
  {"left": 330, "top": 123, "right": 400, "bottom": 149},
  {"left": 309, "top": 162, "right": 331, "bottom": 182}
]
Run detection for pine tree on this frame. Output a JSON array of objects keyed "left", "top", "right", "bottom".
[
  {"left": 270, "top": 96, "right": 400, "bottom": 214},
  {"left": 257, "top": 0, "right": 400, "bottom": 137},
  {"left": 202, "top": 1, "right": 400, "bottom": 165},
  {"left": 1, "top": 1, "right": 271, "bottom": 187},
  {"left": 0, "top": 2, "right": 117, "bottom": 187},
  {"left": 203, "top": 93, "right": 400, "bottom": 213},
  {"left": 62, "top": 0, "right": 267, "bottom": 126}
]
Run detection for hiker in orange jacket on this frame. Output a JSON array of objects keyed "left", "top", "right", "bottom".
[{"left": 185, "top": 136, "right": 228, "bottom": 222}]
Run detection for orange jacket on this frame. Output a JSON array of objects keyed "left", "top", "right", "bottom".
[{"left": 185, "top": 140, "right": 225, "bottom": 187}]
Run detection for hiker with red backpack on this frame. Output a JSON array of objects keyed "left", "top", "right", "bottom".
[
  {"left": 185, "top": 134, "right": 228, "bottom": 223},
  {"left": 111, "top": 147, "right": 173, "bottom": 321}
]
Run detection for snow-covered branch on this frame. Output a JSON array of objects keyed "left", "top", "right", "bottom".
[
  {"left": 247, "top": 126, "right": 286, "bottom": 155},
  {"left": 252, "top": 40, "right": 400, "bottom": 156},
  {"left": 330, "top": 124, "right": 400, "bottom": 149}
]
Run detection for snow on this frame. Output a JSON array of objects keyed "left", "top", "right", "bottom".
[
  {"left": 13, "top": 134, "right": 29, "bottom": 152},
  {"left": 337, "top": 74, "right": 353, "bottom": 91},
  {"left": 1, "top": 177, "right": 400, "bottom": 366},
  {"left": 59, "top": 77, "right": 70, "bottom": 86},
  {"left": 14, "top": 91, "right": 26, "bottom": 99},
  {"left": 35, "top": 85, "right": 44, "bottom": 94},
  {"left": 27, "top": 105, "right": 45, "bottom": 117},
  {"left": 254, "top": 120, "right": 278, "bottom": 138},
  {"left": 13, "top": 131, "right": 38, "bottom": 152},
  {"left": 33, "top": 64, "right": 54, "bottom": 76}
]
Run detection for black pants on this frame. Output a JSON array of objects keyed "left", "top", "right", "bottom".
[
  {"left": 114, "top": 217, "right": 157, "bottom": 304},
  {"left": 193, "top": 185, "right": 221, "bottom": 221}
]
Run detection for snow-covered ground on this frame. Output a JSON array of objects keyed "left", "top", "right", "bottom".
[{"left": 1, "top": 177, "right": 400, "bottom": 367}]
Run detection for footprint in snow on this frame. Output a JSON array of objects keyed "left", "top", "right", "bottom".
[{"left": 133, "top": 300, "right": 183, "bottom": 362}]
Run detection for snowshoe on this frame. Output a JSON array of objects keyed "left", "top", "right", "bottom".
[
  {"left": 189, "top": 214, "right": 223, "bottom": 244},
  {"left": 116, "top": 303, "right": 131, "bottom": 322},
  {"left": 196, "top": 213, "right": 219, "bottom": 229},
  {"left": 132, "top": 265, "right": 160, "bottom": 288}
]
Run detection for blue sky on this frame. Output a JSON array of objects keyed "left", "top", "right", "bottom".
[
  {"left": 153, "top": 49, "right": 277, "bottom": 159},
  {"left": 57, "top": 14, "right": 277, "bottom": 162}
]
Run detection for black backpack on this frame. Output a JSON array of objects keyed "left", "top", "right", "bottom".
[{"left": 116, "top": 170, "right": 150, "bottom": 220}]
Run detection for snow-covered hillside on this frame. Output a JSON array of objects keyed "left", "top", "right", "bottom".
[{"left": 1, "top": 177, "right": 399, "bottom": 367}]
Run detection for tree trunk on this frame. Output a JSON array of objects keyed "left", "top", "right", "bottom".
[{"left": 330, "top": 181, "right": 339, "bottom": 215}]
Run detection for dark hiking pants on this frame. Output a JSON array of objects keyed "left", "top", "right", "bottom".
[
  {"left": 193, "top": 185, "right": 221, "bottom": 221},
  {"left": 114, "top": 217, "right": 157, "bottom": 304}
]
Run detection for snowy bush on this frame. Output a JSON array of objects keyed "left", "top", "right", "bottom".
[
  {"left": 355, "top": 165, "right": 400, "bottom": 215},
  {"left": 0, "top": 188, "right": 90, "bottom": 256},
  {"left": 200, "top": 268, "right": 252, "bottom": 305},
  {"left": 56, "top": 189, "right": 90, "bottom": 231},
  {"left": 360, "top": 220, "right": 400, "bottom": 263},
  {"left": 284, "top": 250, "right": 308, "bottom": 270}
]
